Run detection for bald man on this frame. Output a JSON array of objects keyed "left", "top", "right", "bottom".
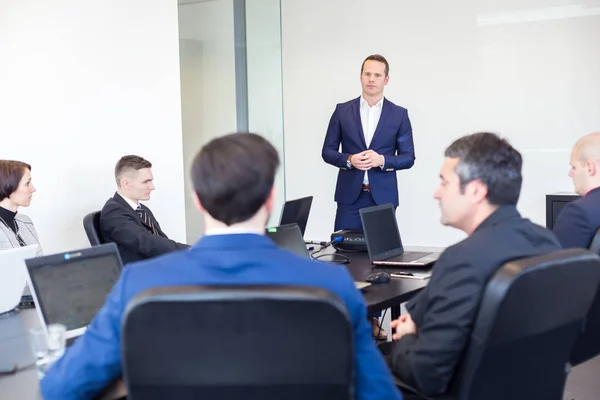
[{"left": 553, "top": 132, "right": 600, "bottom": 248}]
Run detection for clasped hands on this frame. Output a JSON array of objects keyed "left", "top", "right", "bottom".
[
  {"left": 390, "top": 313, "right": 417, "bottom": 341},
  {"left": 350, "top": 150, "right": 384, "bottom": 170}
]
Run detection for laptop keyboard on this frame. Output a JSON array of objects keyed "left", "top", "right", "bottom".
[{"left": 391, "top": 251, "right": 431, "bottom": 263}]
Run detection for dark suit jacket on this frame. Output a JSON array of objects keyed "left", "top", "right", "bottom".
[
  {"left": 99, "top": 192, "right": 188, "bottom": 264},
  {"left": 321, "top": 97, "right": 415, "bottom": 207},
  {"left": 388, "top": 205, "right": 561, "bottom": 395},
  {"left": 41, "top": 234, "right": 402, "bottom": 400},
  {"left": 553, "top": 187, "right": 600, "bottom": 249}
]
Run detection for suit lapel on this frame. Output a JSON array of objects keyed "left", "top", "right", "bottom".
[
  {"left": 112, "top": 193, "right": 162, "bottom": 236},
  {"left": 112, "top": 193, "right": 139, "bottom": 220},
  {"left": 352, "top": 98, "right": 367, "bottom": 149},
  {"left": 370, "top": 99, "right": 390, "bottom": 146}
]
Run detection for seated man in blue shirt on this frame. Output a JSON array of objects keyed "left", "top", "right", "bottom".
[
  {"left": 553, "top": 132, "right": 600, "bottom": 248},
  {"left": 41, "top": 133, "right": 402, "bottom": 400}
]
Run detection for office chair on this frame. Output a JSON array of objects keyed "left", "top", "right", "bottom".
[
  {"left": 394, "top": 249, "right": 600, "bottom": 400},
  {"left": 122, "top": 285, "right": 354, "bottom": 400},
  {"left": 82, "top": 211, "right": 103, "bottom": 246},
  {"left": 570, "top": 229, "right": 600, "bottom": 365}
]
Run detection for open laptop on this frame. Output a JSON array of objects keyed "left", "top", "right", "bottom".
[
  {"left": 266, "top": 223, "right": 371, "bottom": 290},
  {"left": 0, "top": 245, "right": 39, "bottom": 314},
  {"left": 25, "top": 243, "right": 123, "bottom": 342},
  {"left": 279, "top": 196, "right": 313, "bottom": 237},
  {"left": 360, "top": 204, "right": 440, "bottom": 267}
]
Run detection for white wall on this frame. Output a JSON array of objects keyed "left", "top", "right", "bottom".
[
  {"left": 281, "top": 0, "right": 600, "bottom": 246},
  {"left": 178, "top": 0, "right": 237, "bottom": 242},
  {"left": 0, "top": 0, "right": 187, "bottom": 254}
]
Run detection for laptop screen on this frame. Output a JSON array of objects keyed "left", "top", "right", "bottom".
[
  {"left": 26, "top": 244, "right": 122, "bottom": 331},
  {"left": 279, "top": 196, "right": 313, "bottom": 237},
  {"left": 359, "top": 204, "right": 404, "bottom": 260},
  {"left": 266, "top": 223, "right": 310, "bottom": 258},
  {"left": 0, "top": 245, "right": 39, "bottom": 314}
]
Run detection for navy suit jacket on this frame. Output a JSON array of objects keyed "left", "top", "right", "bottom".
[
  {"left": 388, "top": 206, "right": 561, "bottom": 395},
  {"left": 40, "top": 234, "right": 402, "bottom": 400},
  {"left": 553, "top": 187, "right": 600, "bottom": 249},
  {"left": 322, "top": 97, "right": 415, "bottom": 207},
  {"left": 99, "top": 192, "right": 189, "bottom": 264}
]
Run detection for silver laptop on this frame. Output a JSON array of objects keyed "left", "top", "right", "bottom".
[
  {"left": 266, "top": 223, "right": 371, "bottom": 290},
  {"left": 0, "top": 245, "right": 39, "bottom": 314},
  {"left": 25, "top": 243, "right": 123, "bottom": 341},
  {"left": 360, "top": 204, "right": 440, "bottom": 267}
]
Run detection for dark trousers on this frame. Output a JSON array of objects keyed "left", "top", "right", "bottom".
[
  {"left": 334, "top": 190, "right": 377, "bottom": 232},
  {"left": 378, "top": 342, "right": 422, "bottom": 399}
]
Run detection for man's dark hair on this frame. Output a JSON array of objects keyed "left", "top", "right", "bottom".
[
  {"left": 114, "top": 155, "right": 152, "bottom": 186},
  {"left": 361, "top": 54, "right": 389, "bottom": 77},
  {"left": 191, "top": 133, "right": 280, "bottom": 225},
  {"left": 445, "top": 132, "right": 523, "bottom": 205},
  {"left": 0, "top": 160, "right": 31, "bottom": 202}
]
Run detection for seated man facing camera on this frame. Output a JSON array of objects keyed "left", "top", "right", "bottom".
[
  {"left": 41, "top": 134, "right": 402, "bottom": 400},
  {"left": 553, "top": 132, "right": 600, "bottom": 249},
  {"left": 99, "top": 155, "right": 188, "bottom": 264},
  {"left": 381, "top": 132, "right": 560, "bottom": 396}
]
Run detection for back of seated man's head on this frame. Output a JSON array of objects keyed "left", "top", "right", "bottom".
[
  {"left": 569, "top": 132, "right": 600, "bottom": 196},
  {"left": 114, "top": 155, "right": 154, "bottom": 203},
  {"left": 434, "top": 132, "right": 522, "bottom": 235},
  {"left": 191, "top": 133, "right": 280, "bottom": 228}
]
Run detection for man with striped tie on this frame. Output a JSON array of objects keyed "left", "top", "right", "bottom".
[{"left": 99, "top": 155, "right": 189, "bottom": 264}]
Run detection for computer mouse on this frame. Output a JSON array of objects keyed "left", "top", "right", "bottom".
[{"left": 365, "top": 271, "right": 390, "bottom": 284}]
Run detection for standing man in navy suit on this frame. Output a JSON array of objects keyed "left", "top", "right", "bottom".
[
  {"left": 322, "top": 54, "right": 415, "bottom": 339},
  {"left": 322, "top": 54, "right": 415, "bottom": 233},
  {"left": 553, "top": 132, "right": 600, "bottom": 248}
]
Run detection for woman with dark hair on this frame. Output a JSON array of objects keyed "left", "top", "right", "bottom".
[{"left": 0, "top": 160, "right": 42, "bottom": 256}]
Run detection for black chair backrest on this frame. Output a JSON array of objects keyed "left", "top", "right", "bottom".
[
  {"left": 589, "top": 228, "right": 600, "bottom": 255},
  {"left": 570, "top": 229, "right": 600, "bottom": 365},
  {"left": 122, "top": 285, "right": 354, "bottom": 400},
  {"left": 449, "top": 249, "right": 600, "bottom": 400},
  {"left": 83, "top": 211, "right": 103, "bottom": 246}
]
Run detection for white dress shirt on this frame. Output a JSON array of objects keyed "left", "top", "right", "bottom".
[
  {"left": 359, "top": 96, "right": 384, "bottom": 185},
  {"left": 118, "top": 192, "right": 139, "bottom": 210}
]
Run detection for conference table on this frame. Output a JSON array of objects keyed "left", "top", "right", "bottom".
[
  {"left": 322, "top": 245, "right": 439, "bottom": 320},
  {"left": 0, "top": 245, "right": 439, "bottom": 400}
]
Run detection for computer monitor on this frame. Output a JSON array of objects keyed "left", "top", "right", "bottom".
[
  {"left": 266, "top": 223, "right": 310, "bottom": 258},
  {"left": 279, "top": 196, "right": 313, "bottom": 237},
  {"left": 546, "top": 193, "right": 580, "bottom": 229},
  {"left": 25, "top": 243, "right": 123, "bottom": 339}
]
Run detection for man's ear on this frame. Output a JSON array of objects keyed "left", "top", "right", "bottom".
[
  {"left": 587, "top": 160, "right": 597, "bottom": 177},
  {"left": 192, "top": 191, "right": 205, "bottom": 213},
  {"left": 265, "top": 187, "right": 276, "bottom": 213},
  {"left": 467, "top": 179, "right": 488, "bottom": 204},
  {"left": 118, "top": 178, "right": 127, "bottom": 190}
]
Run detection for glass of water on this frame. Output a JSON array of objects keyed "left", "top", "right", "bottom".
[
  {"left": 47, "top": 324, "right": 67, "bottom": 359},
  {"left": 29, "top": 328, "right": 49, "bottom": 378}
]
